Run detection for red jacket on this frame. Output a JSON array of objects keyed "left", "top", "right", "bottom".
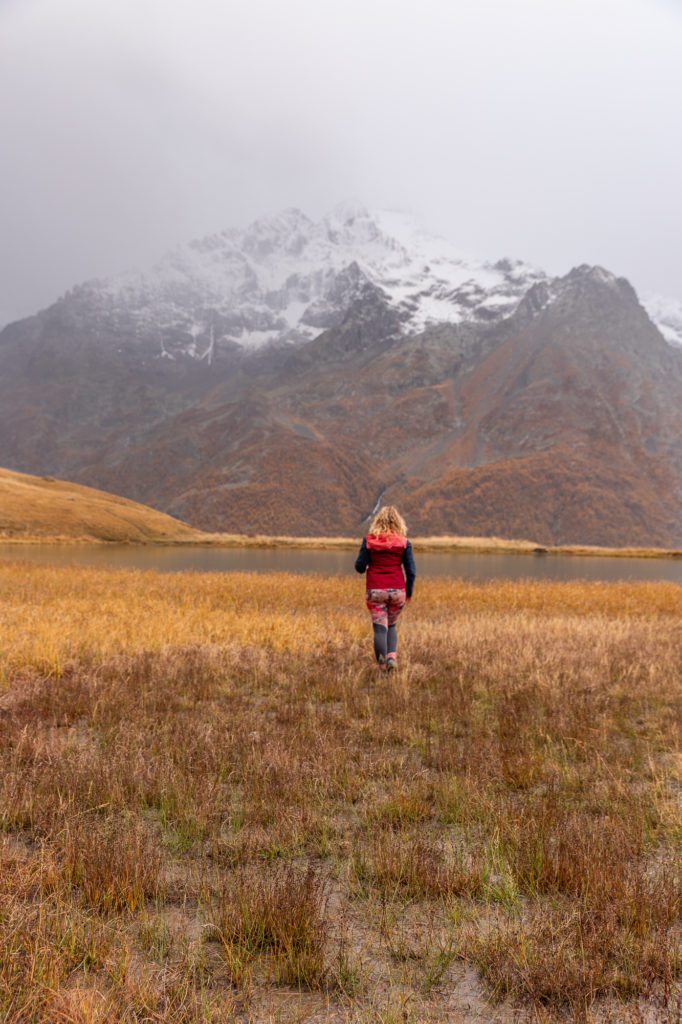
[{"left": 355, "top": 532, "right": 414, "bottom": 594}]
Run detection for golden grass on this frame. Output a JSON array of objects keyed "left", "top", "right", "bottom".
[
  {"left": 0, "top": 466, "right": 204, "bottom": 543},
  {"left": 1, "top": 564, "right": 681, "bottom": 1022},
  {"left": 2, "top": 564, "right": 682, "bottom": 680},
  {"left": 192, "top": 532, "right": 544, "bottom": 552},
  {"left": 147, "top": 528, "right": 682, "bottom": 558}
]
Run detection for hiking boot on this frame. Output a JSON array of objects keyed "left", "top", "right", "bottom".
[{"left": 386, "top": 656, "right": 397, "bottom": 672}]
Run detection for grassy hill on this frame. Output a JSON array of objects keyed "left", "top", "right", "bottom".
[{"left": 0, "top": 467, "right": 205, "bottom": 543}]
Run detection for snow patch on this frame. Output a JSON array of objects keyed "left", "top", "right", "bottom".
[
  {"left": 587, "top": 266, "right": 619, "bottom": 288},
  {"left": 642, "top": 293, "right": 682, "bottom": 348}
]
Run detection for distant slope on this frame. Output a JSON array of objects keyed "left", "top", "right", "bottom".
[{"left": 0, "top": 468, "right": 204, "bottom": 543}]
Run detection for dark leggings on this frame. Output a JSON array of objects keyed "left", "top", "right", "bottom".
[{"left": 372, "top": 623, "right": 397, "bottom": 663}]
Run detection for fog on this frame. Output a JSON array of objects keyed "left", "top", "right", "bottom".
[{"left": 1, "top": 0, "right": 681, "bottom": 326}]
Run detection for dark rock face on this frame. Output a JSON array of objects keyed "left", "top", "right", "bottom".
[{"left": 1, "top": 264, "right": 681, "bottom": 545}]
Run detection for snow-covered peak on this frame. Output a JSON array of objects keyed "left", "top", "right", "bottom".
[
  {"left": 242, "top": 207, "right": 316, "bottom": 260},
  {"left": 580, "top": 265, "right": 620, "bottom": 289},
  {"left": 62, "top": 204, "right": 682, "bottom": 360},
  {"left": 67, "top": 204, "right": 551, "bottom": 358},
  {"left": 323, "top": 199, "right": 380, "bottom": 245}
]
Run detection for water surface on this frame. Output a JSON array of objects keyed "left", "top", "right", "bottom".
[{"left": 1, "top": 544, "right": 682, "bottom": 583}]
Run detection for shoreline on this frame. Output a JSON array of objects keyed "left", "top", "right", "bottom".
[{"left": 1, "top": 532, "right": 681, "bottom": 560}]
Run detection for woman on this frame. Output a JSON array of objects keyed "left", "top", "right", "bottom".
[{"left": 355, "top": 505, "right": 416, "bottom": 671}]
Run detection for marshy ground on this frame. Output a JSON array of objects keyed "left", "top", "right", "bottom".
[{"left": 1, "top": 564, "right": 681, "bottom": 1022}]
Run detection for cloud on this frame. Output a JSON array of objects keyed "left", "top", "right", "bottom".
[{"left": 1, "top": 0, "right": 681, "bottom": 324}]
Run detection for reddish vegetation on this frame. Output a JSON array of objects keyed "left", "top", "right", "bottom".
[{"left": 399, "top": 447, "right": 678, "bottom": 547}]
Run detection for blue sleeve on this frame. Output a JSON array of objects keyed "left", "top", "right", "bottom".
[
  {"left": 355, "top": 537, "right": 369, "bottom": 574},
  {"left": 402, "top": 540, "right": 416, "bottom": 597}
]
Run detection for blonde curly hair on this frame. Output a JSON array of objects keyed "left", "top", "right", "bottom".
[{"left": 369, "top": 505, "right": 407, "bottom": 537}]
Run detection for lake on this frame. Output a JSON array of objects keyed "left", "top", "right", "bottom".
[{"left": 1, "top": 543, "right": 682, "bottom": 583}]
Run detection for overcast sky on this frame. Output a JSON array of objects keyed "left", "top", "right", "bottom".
[{"left": 1, "top": 0, "right": 681, "bottom": 326}]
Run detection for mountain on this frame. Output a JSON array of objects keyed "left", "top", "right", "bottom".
[
  {"left": 6, "top": 199, "right": 678, "bottom": 351},
  {"left": 29, "top": 201, "right": 548, "bottom": 359},
  {"left": 1, "top": 204, "right": 681, "bottom": 546}
]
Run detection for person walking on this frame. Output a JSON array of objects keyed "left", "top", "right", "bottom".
[{"left": 355, "top": 505, "right": 416, "bottom": 672}]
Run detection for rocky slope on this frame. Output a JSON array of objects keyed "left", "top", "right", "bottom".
[{"left": 1, "top": 207, "right": 681, "bottom": 546}]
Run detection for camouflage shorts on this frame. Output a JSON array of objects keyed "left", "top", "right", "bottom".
[{"left": 365, "top": 588, "right": 406, "bottom": 629}]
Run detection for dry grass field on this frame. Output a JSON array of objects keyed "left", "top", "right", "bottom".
[
  {"left": 0, "top": 468, "right": 204, "bottom": 544},
  {"left": 1, "top": 561, "right": 681, "bottom": 1023}
]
